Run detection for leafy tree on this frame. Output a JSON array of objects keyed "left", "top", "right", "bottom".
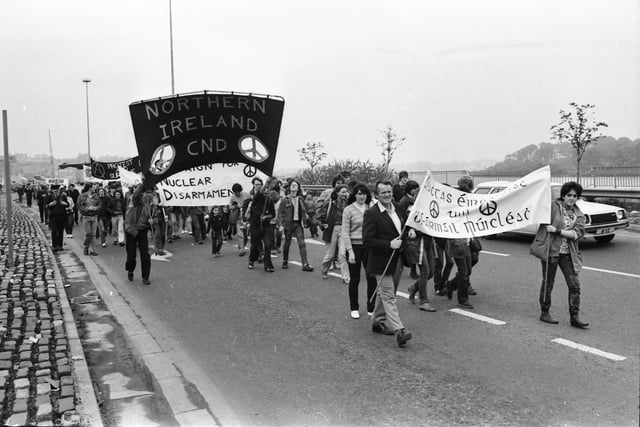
[
  {"left": 550, "top": 103, "right": 608, "bottom": 183},
  {"left": 377, "top": 125, "right": 405, "bottom": 173},
  {"left": 295, "top": 159, "right": 393, "bottom": 189},
  {"left": 297, "top": 142, "right": 327, "bottom": 171}
]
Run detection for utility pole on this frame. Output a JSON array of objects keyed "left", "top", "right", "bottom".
[
  {"left": 169, "top": 0, "right": 175, "bottom": 94},
  {"left": 48, "top": 129, "right": 55, "bottom": 178}
]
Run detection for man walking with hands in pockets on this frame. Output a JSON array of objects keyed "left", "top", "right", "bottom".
[{"left": 363, "top": 181, "right": 412, "bottom": 347}]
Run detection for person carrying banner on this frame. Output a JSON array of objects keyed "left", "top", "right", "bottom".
[
  {"left": 247, "top": 177, "right": 276, "bottom": 272},
  {"left": 230, "top": 183, "right": 250, "bottom": 256},
  {"left": 445, "top": 176, "right": 476, "bottom": 309},
  {"left": 124, "top": 183, "right": 154, "bottom": 285},
  {"left": 277, "top": 179, "right": 314, "bottom": 272},
  {"left": 530, "top": 182, "right": 589, "bottom": 328},
  {"left": 77, "top": 183, "right": 101, "bottom": 256},
  {"left": 364, "top": 180, "right": 412, "bottom": 347},
  {"left": 399, "top": 181, "right": 436, "bottom": 312},
  {"left": 341, "top": 182, "right": 378, "bottom": 319}
]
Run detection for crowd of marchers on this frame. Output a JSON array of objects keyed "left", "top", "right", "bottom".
[{"left": 12, "top": 170, "right": 589, "bottom": 347}]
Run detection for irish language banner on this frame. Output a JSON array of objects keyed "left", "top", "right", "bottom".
[
  {"left": 156, "top": 162, "right": 266, "bottom": 207},
  {"left": 406, "top": 166, "right": 552, "bottom": 238},
  {"left": 90, "top": 156, "right": 142, "bottom": 180},
  {"left": 129, "top": 91, "right": 284, "bottom": 187}
]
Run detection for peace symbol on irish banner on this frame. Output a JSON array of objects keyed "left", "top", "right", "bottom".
[
  {"left": 429, "top": 200, "right": 440, "bottom": 218},
  {"left": 479, "top": 200, "right": 498, "bottom": 216},
  {"left": 238, "top": 135, "right": 269, "bottom": 163}
]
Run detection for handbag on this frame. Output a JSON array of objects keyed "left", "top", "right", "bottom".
[
  {"left": 529, "top": 228, "right": 550, "bottom": 260},
  {"left": 469, "top": 237, "right": 483, "bottom": 252}
]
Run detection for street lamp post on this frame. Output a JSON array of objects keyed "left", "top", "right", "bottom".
[{"left": 82, "top": 79, "right": 91, "bottom": 163}]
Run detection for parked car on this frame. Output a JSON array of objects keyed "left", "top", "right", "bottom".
[{"left": 473, "top": 181, "right": 630, "bottom": 243}]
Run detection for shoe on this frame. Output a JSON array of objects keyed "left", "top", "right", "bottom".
[
  {"left": 282, "top": 261, "right": 288, "bottom": 269},
  {"left": 67, "top": 235, "right": 74, "bottom": 239},
  {"left": 83, "top": 248, "right": 89, "bottom": 255},
  {"left": 419, "top": 302, "right": 437, "bottom": 312},
  {"left": 435, "top": 288, "right": 446, "bottom": 297},
  {"left": 119, "top": 242, "right": 125, "bottom": 246},
  {"left": 142, "top": 278, "right": 151, "bottom": 285},
  {"left": 396, "top": 329, "right": 412, "bottom": 347},
  {"left": 101, "top": 243, "right": 107, "bottom": 248},
  {"left": 321, "top": 272, "right": 328, "bottom": 279},
  {"left": 457, "top": 302, "right": 474, "bottom": 309},
  {"left": 248, "top": 262, "right": 254, "bottom": 270},
  {"left": 127, "top": 271, "right": 134, "bottom": 281},
  {"left": 350, "top": 310, "right": 360, "bottom": 319},
  {"left": 302, "top": 264, "right": 314, "bottom": 272},
  {"left": 468, "top": 287, "right": 477, "bottom": 295},
  {"left": 570, "top": 316, "right": 589, "bottom": 329},
  {"left": 89, "top": 251, "right": 98, "bottom": 256},
  {"left": 198, "top": 241, "right": 204, "bottom": 245},
  {"left": 540, "top": 312, "right": 559, "bottom": 324},
  {"left": 343, "top": 278, "right": 350, "bottom": 285},
  {"left": 158, "top": 250, "right": 166, "bottom": 256},
  {"left": 265, "top": 267, "right": 275, "bottom": 273},
  {"left": 372, "top": 321, "right": 394, "bottom": 335},
  {"left": 238, "top": 251, "right": 246, "bottom": 257},
  {"left": 367, "top": 312, "right": 374, "bottom": 318},
  {"left": 408, "top": 285, "right": 417, "bottom": 304}
]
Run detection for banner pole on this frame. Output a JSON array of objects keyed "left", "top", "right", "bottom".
[{"left": 2, "top": 110, "right": 14, "bottom": 267}]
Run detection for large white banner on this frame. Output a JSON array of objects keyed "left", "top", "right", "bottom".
[
  {"left": 156, "top": 163, "right": 266, "bottom": 206},
  {"left": 406, "top": 166, "right": 552, "bottom": 238}
]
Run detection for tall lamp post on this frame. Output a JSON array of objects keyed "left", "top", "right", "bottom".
[{"left": 82, "top": 79, "right": 92, "bottom": 163}]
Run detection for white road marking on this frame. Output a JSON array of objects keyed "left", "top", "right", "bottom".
[
  {"left": 551, "top": 338, "right": 626, "bottom": 361},
  {"left": 481, "top": 250, "right": 510, "bottom": 257},
  {"left": 448, "top": 309, "right": 507, "bottom": 325},
  {"left": 583, "top": 266, "right": 640, "bottom": 279},
  {"left": 304, "top": 238, "right": 325, "bottom": 245}
]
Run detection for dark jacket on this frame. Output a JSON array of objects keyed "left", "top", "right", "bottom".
[
  {"left": 363, "top": 202, "right": 406, "bottom": 276},
  {"left": 107, "top": 197, "right": 126, "bottom": 217},
  {"left": 277, "top": 195, "right": 308, "bottom": 230},
  {"left": 47, "top": 195, "right": 70, "bottom": 217},
  {"left": 248, "top": 191, "right": 276, "bottom": 228},
  {"left": 124, "top": 187, "right": 154, "bottom": 237},
  {"left": 206, "top": 213, "right": 224, "bottom": 234}
]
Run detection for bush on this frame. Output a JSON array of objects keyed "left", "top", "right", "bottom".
[{"left": 295, "top": 159, "right": 395, "bottom": 187}]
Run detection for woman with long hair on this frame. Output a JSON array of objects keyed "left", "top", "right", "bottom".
[
  {"left": 318, "top": 184, "right": 350, "bottom": 282},
  {"left": 341, "top": 183, "right": 378, "bottom": 318},
  {"left": 278, "top": 180, "right": 314, "bottom": 272}
]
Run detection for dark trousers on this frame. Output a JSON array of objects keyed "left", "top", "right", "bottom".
[
  {"left": 409, "top": 243, "right": 435, "bottom": 303},
  {"left": 49, "top": 215, "right": 66, "bottom": 249},
  {"left": 125, "top": 230, "right": 151, "bottom": 280},
  {"left": 540, "top": 254, "right": 581, "bottom": 316},
  {"left": 249, "top": 223, "right": 274, "bottom": 269},
  {"left": 26, "top": 194, "right": 32, "bottom": 207},
  {"left": 211, "top": 230, "right": 223, "bottom": 254},
  {"left": 434, "top": 238, "right": 454, "bottom": 290},
  {"left": 65, "top": 212, "right": 74, "bottom": 235},
  {"left": 190, "top": 213, "right": 206, "bottom": 242},
  {"left": 347, "top": 244, "right": 377, "bottom": 312},
  {"left": 282, "top": 222, "right": 308, "bottom": 264},
  {"left": 274, "top": 226, "right": 283, "bottom": 250},
  {"left": 39, "top": 203, "right": 46, "bottom": 223},
  {"left": 153, "top": 216, "right": 166, "bottom": 252},
  {"left": 451, "top": 249, "right": 471, "bottom": 304}
]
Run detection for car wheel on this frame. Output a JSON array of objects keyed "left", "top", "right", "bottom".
[{"left": 594, "top": 234, "right": 615, "bottom": 243}]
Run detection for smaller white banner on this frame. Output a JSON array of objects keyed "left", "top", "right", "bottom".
[
  {"left": 156, "top": 163, "right": 266, "bottom": 207},
  {"left": 406, "top": 166, "right": 552, "bottom": 238},
  {"left": 118, "top": 166, "right": 143, "bottom": 188}
]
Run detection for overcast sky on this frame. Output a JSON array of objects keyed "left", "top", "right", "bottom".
[{"left": 1, "top": 0, "right": 638, "bottom": 171}]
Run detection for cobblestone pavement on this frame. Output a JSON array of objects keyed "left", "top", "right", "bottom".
[{"left": 0, "top": 202, "right": 93, "bottom": 426}]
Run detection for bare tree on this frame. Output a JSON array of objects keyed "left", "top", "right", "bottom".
[
  {"left": 377, "top": 125, "right": 406, "bottom": 173},
  {"left": 297, "top": 142, "right": 327, "bottom": 171},
  {"left": 550, "top": 103, "right": 608, "bottom": 184}
]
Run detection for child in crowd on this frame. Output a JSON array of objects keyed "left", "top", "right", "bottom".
[{"left": 206, "top": 206, "right": 224, "bottom": 257}]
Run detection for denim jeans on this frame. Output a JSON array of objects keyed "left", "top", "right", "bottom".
[
  {"left": 540, "top": 254, "right": 581, "bottom": 316},
  {"left": 282, "top": 221, "right": 308, "bottom": 265},
  {"left": 82, "top": 215, "right": 98, "bottom": 252}
]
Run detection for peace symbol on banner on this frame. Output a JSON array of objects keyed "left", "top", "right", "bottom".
[
  {"left": 479, "top": 200, "right": 498, "bottom": 216},
  {"left": 429, "top": 200, "right": 440, "bottom": 218},
  {"left": 238, "top": 136, "right": 269, "bottom": 163},
  {"left": 243, "top": 165, "right": 257, "bottom": 177}
]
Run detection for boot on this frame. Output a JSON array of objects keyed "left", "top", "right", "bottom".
[
  {"left": 540, "top": 311, "right": 559, "bottom": 324},
  {"left": 570, "top": 315, "right": 589, "bottom": 329},
  {"left": 407, "top": 284, "right": 417, "bottom": 304}
]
